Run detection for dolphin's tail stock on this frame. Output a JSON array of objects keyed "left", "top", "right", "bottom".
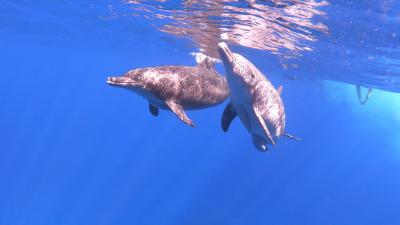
[{"left": 282, "top": 133, "right": 301, "bottom": 141}]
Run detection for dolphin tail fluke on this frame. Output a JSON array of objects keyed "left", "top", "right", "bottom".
[{"left": 282, "top": 133, "right": 301, "bottom": 141}]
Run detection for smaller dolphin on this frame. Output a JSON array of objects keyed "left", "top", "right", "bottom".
[
  {"left": 218, "top": 42, "right": 299, "bottom": 151},
  {"left": 107, "top": 53, "right": 229, "bottom": 127}
]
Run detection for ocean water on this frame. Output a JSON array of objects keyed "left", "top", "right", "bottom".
[{"left": 1, "top": 1, "right": 400, "bottom": 225}]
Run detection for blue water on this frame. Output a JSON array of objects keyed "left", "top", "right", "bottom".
[{"left": 1, "top": 1, "right": 400, "bottom": 225}]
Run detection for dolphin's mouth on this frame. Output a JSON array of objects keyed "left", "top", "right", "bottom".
[
  {"left": 107, "top": 76, "right": 142, "bottom": 87},
  {"left": 218, "top": 42, "right": 234, "bottom": 63}
]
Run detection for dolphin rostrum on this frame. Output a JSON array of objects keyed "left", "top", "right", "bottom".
[
  {"left": 218, "top": 42, "right": 299, "bottom": 151},
  {"left": 107, "top": 53, "right": 229, "bottom": 127}
]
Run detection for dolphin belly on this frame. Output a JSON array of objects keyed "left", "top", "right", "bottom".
[
  {"left": 234, "top": 103, "right": 273, "bottom": 149},
  {"left": 241, "top": 105, "right": 272, "bottom": 144},
  {"left": 229, "top": 83, "right": 270, "bottom": 142}
]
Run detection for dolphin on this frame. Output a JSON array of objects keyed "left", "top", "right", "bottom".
[
  {"left": 217, "top": 42, "right": 299, "bottom": 151},
  {"left": 107, "top": 53, "right": 229, "bottom": 127}
]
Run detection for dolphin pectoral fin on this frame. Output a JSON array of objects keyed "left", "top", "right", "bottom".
[
  {"left": 252, "top": 135, "right": 268, "bottom": 152},
  {"left": 277, "top": 85, "right": 283, "bottom": 96},
  {"left": 253, "top": 109, "right": 276, "bottom": 146},
  {"left": 149, "top": 104, "right": 159, "bottom": 116},
  {"left": 221, "top": 102, "right": 237, "bottom": 132},
  {"left": 165, "top": 101, "right": 195, "bottom": 127},
  {"left": 282, "top": 133, "right": 301, "bottom": 141}
]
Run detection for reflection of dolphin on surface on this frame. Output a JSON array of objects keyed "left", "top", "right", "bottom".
[
  {"left": 107, "top": 53, "right": 229, "bottom": 127},
  {"left": 128, "top": 0, "right": 328, "bottom": 58},
  {"left": 356, "top": 85, "right": 373, "bottom": 105},
  {"left": 218, "top": 42, "right": 299, "bottom": 151}
]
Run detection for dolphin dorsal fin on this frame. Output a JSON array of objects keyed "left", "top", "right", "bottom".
[
  {"left": 190, "top": 52, "right": 221, "bottom": 70},
  {"left": 277, "top": 85, "right": 283, "bottom": 96}
]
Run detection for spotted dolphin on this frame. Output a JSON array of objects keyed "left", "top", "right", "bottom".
[
  {"left": 107, "top": 53, "right": 229, "bottom": 127},
  {"left": 217, "top": 42, "right": 299, "bottom": 151}
]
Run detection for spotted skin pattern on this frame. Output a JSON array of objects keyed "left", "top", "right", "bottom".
[{"left": 107, "top": 61, "right": 229, "bottom": 127}]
